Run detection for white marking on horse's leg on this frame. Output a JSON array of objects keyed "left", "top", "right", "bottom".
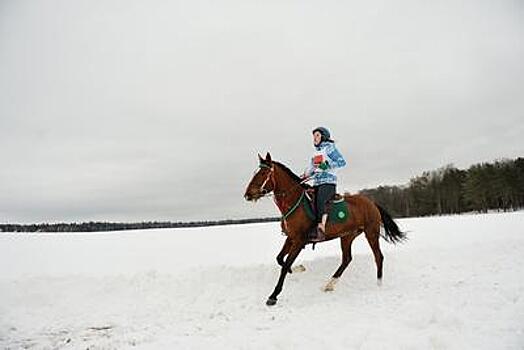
[
  {"left": 323, "top": 277, "right": 339, "bottom": 292},
  {"left": 292, "top": 264, "right": 306, "bottom": 273}
]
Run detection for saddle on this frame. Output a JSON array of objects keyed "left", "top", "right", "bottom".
[
  {"left": 305, "top": 189, "right": 344, "bottom": 204},
  {"left": 280, "top": 191, "right": 350, "bottom": 238},
  {"left": 307, "top": 192, "right": 349, "bottom": 223}
]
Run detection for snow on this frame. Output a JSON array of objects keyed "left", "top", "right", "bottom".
[{"left": 1, "top": 211, "right": 523, "bottom": 349}]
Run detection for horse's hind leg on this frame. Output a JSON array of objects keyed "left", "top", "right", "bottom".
[
  {"left": 365, "top": 224, "right": 384, "bottom": 281},
  {"left": 323, "top": 234, "right": 356, "bottom": 292}
]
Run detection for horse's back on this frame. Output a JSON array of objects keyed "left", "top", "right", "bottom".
[
  {"left": 343, "top": 193, "right": 381, "bottom": 226},
  {"left": 343, "top": 192, "right": 373, "bottom": 206}
]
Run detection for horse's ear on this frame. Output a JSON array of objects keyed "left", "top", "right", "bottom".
[
  {"left": 265, "top": 152, "right": 272, "bottom": 163},
  {"left": 258, "top": 153, "right": 264, "bottom": 163}
]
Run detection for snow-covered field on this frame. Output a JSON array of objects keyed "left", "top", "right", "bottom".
[{"left": 1, "top": 211, "right": 523, "bottom": 349}]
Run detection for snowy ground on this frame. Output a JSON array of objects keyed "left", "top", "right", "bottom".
[{"left": 1, "top": 211, "right": 523, "bottom": 349}]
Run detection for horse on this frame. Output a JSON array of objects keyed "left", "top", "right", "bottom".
[{"left": 244, "top": 152, "right": 406, "bottom": 306}]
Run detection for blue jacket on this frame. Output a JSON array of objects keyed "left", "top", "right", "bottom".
[{"left": 305, "top": 141, "right": 346, "bottom": 186}]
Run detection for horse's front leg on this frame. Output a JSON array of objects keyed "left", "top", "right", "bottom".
[
  {"left": 276, "top": 237, "right": 292, "bottom": 270},
  {"left": 267, "top": 242, "right": 304, "bottom": 306}
]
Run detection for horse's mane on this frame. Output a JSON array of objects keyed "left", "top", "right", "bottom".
[{"left": 272, "top": 161, "right": 312, "bottom": 189}]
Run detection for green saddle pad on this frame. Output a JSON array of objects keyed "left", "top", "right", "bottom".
[
  {"left": 328, "top": 198, "right": 350, "bottom": 223},
  {"left": 302, "top": 195, "right": 350, "bottom": 224}
]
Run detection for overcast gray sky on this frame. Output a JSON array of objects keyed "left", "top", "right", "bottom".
[{"left": 1, "top": 0, "right": 523, "bottom": 223}]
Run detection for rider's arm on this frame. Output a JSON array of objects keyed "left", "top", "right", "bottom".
[
  {"left": 324, "top": 144, "right": 346, "bottom": 170},
  {"left": 303, "top": 156, "right": 319, "bottom": 178}
]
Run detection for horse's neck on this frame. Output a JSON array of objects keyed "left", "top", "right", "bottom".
[{"left": 273, "top": 166, "right": 303, "bottom": 211}]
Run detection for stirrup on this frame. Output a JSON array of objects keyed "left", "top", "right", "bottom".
[
  {"left": 307, "top": 227, "right": 325, "bottom": 243},
  {"left": 316, "top": 226, "right": 326, "bottom": 240}
]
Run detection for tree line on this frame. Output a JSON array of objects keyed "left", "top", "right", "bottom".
[
  {"left": 0, "top": 217, "right": 280, "bottom": 233},
  {"left": 360, "top": 157, "right": 524, "bottom": 217}
]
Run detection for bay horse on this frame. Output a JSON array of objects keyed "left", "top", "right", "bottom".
[{"left": 244, "top": 153, "right": 406, "bottom": 306}]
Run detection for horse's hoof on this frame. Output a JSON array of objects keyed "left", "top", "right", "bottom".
[
  {"left": 323, "top": 277, "right": 339, "bottom": 292},
  {"left": 292, "top": 264, "right": 306, "bottom": 273},
  {"left": 266, "top": 298, "right": 277, "bottom": 306},
  {"left": 323, "top": 284, "right": 336, "bottom": 292}
]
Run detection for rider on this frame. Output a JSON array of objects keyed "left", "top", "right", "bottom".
[{"left": 302, "top": 127, "right": 346, "bottom": 241}]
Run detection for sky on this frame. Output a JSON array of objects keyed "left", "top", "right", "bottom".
[{"left": 1, "top": 0, "right": 523, "bottom": 223}]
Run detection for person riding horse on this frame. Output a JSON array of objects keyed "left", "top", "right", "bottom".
[
  {"left": 302, "top": 127, "right": 347, "bottom": 242},
  {"left": 244, "top": 150, "right": 405, "bottom": 306}
]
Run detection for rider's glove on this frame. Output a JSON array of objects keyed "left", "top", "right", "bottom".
[{"left": 318, "top": 161, "right": 330, "bottom": 171}]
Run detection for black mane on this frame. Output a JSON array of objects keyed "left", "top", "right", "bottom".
[{"left": 272, "top": 161, "right": 312, "bottom": 189}]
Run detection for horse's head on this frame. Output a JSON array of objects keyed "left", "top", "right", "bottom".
[{"left": 244, "top": 152, "right": 276, "bottom": 202}]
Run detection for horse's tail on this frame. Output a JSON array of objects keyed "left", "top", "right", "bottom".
[{"left": 375, "top": 203, "right": 407, "bottom": 244}]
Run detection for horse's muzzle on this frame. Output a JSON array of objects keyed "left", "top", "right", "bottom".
[{"left": 244, "top": 192, "right": 261, "bottom": 202}]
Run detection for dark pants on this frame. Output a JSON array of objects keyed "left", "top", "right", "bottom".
[{"left": 314, "top": 184, "right": 336, "bottom": 223}]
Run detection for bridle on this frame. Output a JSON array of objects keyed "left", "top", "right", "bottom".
[
  {"left": 257, "top": 163, "right": 275, "bottom": 197},
  {"left": 256, "top": 163, "right": 308, "bottom": 199}
]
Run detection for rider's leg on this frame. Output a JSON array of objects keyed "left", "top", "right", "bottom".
[
  {"left": 318, "top": 213, "right": 328, "bottom": 233},
  {"left": 312, "top": 184, "right": 336, "bottom": 239}
]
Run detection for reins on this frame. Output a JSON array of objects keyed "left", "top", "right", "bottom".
[
  {"left": 258, "top": 163, "right": 311, "bottom": 223},
  {"left": 257, "top": 163, "right": 309, "bottom": 199},
  {"left": 281, "top": 191, "right": 305, "bottom": 220}
]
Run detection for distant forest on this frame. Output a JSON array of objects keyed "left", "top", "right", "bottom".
[
  {"left": 1, "top": 157, "right": 523, "bottom": 232},
  {"left": 0, "top": 217, "right": 280, "bottom": 233},
  {"left": 360, "top": 157, "right": 524, "bottom": 217}
]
